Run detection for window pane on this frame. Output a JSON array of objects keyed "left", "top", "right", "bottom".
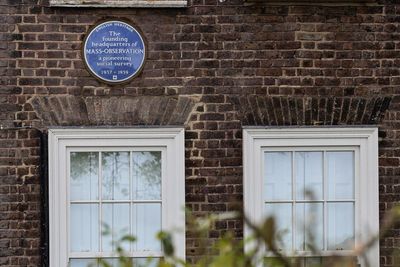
[
  {"left": 327, "top": 202, "right": 355, "bottom": 250},
  {"left": 70, "top": 204, "right": 99, "bottom": 252},
  {"left": 265, "top": 257, "right": 357, "bottom": 267},
  {"left": 264, "top": 203, "right": 292, "bottom": 251},
  {"left": 70, "top": 259, "right": 98, "bottom": 267},
  {"left": 70, "top": 152, "right": 99, "bottom": 201},
  {"left": 133, "top": 203, "right": 162, "bottom": 251},
  {"left": 263, "top": 257, "right": 298, "bottom": 267},
  {"left": 295, "top": 152, "right": 323, "bottom": 200},
  {"left": 132, "top": 151, "right": 161, "bottom": 200},
  {"left": 70, "top": 258, "right": 160, "bottom": 267},
  {"left": 100, "top": 258, "right": 160, "bottom": 267},
  {"left": 101, "top": 258, "right": 118, "bottom": 267},
  {"left": 264, "top": 152, "right": 292, "bottom": 201},
  {"left": 327, "top": 151, "right": 354, "bottom": 200},
  {"left": 303, "top": 257, "right": 322, "bottom": 267},
  {"left": 102, "top": 152, "right": 130, "bottom": 200},
  {"left": 102, "top": 203, "right": 130, "bottom": 252},
  {"left": 295, "top": 203, "right": 323, "bottom": 251},
  {"left": 320, "top": 257, "right": 358, "bottom": 266},
  {"left": 134, "top": 258, "right": 160, "bottom": 267}
]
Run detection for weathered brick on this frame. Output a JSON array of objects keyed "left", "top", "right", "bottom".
[{"left": 1, "top": 1, "right": 400, "bottom": 266}]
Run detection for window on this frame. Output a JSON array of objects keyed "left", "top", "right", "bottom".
[
  {"left": 49, "top": 128, "right": 185, "bottom": 267},
  {"left": 49, "top": 0, "right": 187, "bottom": 8},
  {"left": 243, "top": 127, "right": 379, "bottom": 267}
]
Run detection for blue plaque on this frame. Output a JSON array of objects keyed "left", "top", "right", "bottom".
[{"left": 83, "top": 20, "right": 146, "bottom": 84}]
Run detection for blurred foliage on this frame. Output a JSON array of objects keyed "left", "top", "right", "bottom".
[{"left": 92, "top": 206, "right": 400, "bottom": 267}]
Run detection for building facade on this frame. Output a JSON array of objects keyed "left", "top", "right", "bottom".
[{"left": 0, "top": 0, "right": 399, "bottom": 266}]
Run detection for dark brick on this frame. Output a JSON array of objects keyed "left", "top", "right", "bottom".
[{"left": 1, "top": 1, "right": 399, "bottom": 266}]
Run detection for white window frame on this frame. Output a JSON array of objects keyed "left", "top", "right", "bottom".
[
  {"left": 243, "top": 127, "right": 379, "bottom": 267},
  {"left": 48, "top": 127, "right": 185, "bottom": 267}
]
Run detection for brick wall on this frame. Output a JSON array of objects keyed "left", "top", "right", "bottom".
[
  {"left": 1, "top": 0, "right": 400, "bottom": 266},
  {"left": 0, "top": 129, "right": 42, "bottom": 266},
  {"left": 0, "top": 1, "right": 20, "bottom": 128}
]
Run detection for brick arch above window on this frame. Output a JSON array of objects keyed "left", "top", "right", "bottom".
[
  {"left": 228, "top": 95, "right": 392, "bottom": 126},
  {"left": 29, "top": 95, "right": 199, "bottom": 127}
]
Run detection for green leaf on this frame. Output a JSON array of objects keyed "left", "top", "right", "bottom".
[
  {"left": 157, "top": 231, "right": 174, "bottom": 256},
  {"left": 121, "top": 235, "right": 137, "bottom": 243}
]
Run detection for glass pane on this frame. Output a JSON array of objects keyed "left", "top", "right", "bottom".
[
  {"left": 327, "top": 202, "right": 355, "bottom": 250},
  {"left": 102, "top": 152, "right": 130, "bottom": 200},
  {"left": 265, "top": 257, "right": 357, "bottom": 267},
  {"left": 100, "top": 258, "right": 159, "bottom": 267},
  {"left": 102, "top": 204, "right": 130, "bottom": 252},
  {"left": 295, "top": 152, "right": 323, "bottom": 200},
  {"left": 295, "top": 203, "right": 323, "bottom": 251},
  {"left": 265, "top": 258, "right": 327, "bottom": 267},
  {"left": 320, "top": 257, "right": 358, "bottom": 266},
  {"left": 134, "top": 258, "right": 160, "bottom": 267},
  {"left": 264, "top": 203, "right": 292, "bottom": 251},
  {"left": 304, "top": 258, "right": 322, "bottom": 267},
  {"left": 264, "top": 152, "right": 292, "bottom": 201},
  {"left": 264, "top": 258, "right": 295, "bottom": 267},
  {"left": 327, "top": 151, "right": 354, "bottom": 200},
  {"left": 132, "top": 151, "right": 161, "bottom": 200},
  {"left": 70, "top": 204, "right": 99, "bottom": 252},
  {"left": 133, "top": 203, "right": 162, "bottom": 251},
  {"left": 101, "top": 258, "right": 118, "bottom": 267},
  {"left": 70, "top": 259, "right": 98, "bottom": 267},
  {"left": 70, "top": 152, "right": 99, "bottom": 201}
]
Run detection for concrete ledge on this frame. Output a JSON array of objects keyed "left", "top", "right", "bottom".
[
  {"left": 49, "top": 0, "right": 187, "bottom": 8},
  {"left": 245, "top": 0, "right": 377, "bottom": 6}
]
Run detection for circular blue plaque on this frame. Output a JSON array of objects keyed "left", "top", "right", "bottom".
[{"left": 83, "top": 20, "right": 146, "bottom": 84}]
